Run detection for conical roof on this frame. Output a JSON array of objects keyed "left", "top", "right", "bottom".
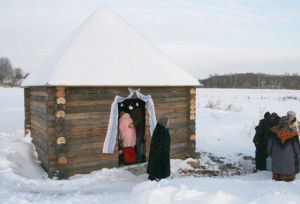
[{"left": 22, "top": 6, "right": 200, "bottom": 87}]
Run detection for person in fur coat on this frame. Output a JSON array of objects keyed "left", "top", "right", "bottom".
[
  {"left": 267, "top": 116, "right": 300, "bottom": 181},
  {"left": 147, "top": 117, "right": 171, "bottom": 181}
]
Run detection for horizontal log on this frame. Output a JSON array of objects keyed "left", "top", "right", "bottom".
[
  {"left": 67, "top": 142, "right": 104, "bottom": 152},
  {"left": 170, "top": 152, "right": 188, "bottom": 160},
  {"left": 170, "top": 146, "right": 188, "bottom": 155},
  {"left": 67, "top": 100, "right": 113, "bottom": 107},
  {"left": 171, "top": 137, "right": 188, "bottom": 144},
  {"left": 32, "top": 137, "right": 48, "bottom": 154},
  {"left": 30, "top": 112, "right": 47, "bottom": 124},
  {"left": 31, "top": 126, "right": 47, "bottom": 142},
  {"left": 32, "top": 141, "right": 49, "bottom": 165},
  {"left": 65, "top": 87, "right": 127, "bottom": 94},
  {"left": 170, "top": 142, "right": 187, "bottom": 150},
  {"left": 66, "top": 93, "right": 116, "bottom": 101},
  {"left": 66, "top": 118, "right": 109, "bottom": 126},
  {"left": 65, "top": 112, "right": 109, "bottom": 120},
  {"left": 30, "top": 95, "right": 47, "bottom": 102},
  {"left": 153, "top": 107, "right": 187, "bottom": 115},
  {"left": 65, "top": 105, "right": 111, "bottom": 114},
  {"left": 30, "top": 105, "right": 47, "bottom": 115},
  {"left": 30, "top": 91, "right": 47, "bottom": 97},
  {"left": 151, "top": 97, "right": 187, "bottom": 104},
  {"left": 66, "top": 147, "right": 103, "bottom": 158},
  {"left": 31, "top": 118, "right": 47, "bottom": 132},
  {"left": 29, "top": 86, "right": 47, "bottom": 92},
  {"left": 154, "top": 103, "right": 187, "bottom": 109},
  {"left": 67, "top": 136, "right": 104, "bottom": 146},
  {"left": 66, "top": 158, "right": 119, "bottom": 176},
  {"left": 31, "top": 100, "right": 47, "bottom": 109},
  {"left": 68, "top": 153, "right": 117, "bottom": 165},
  {"left": 67, "top": 132, "right": 106, "bottom": 140},
  {"left": 141, "top": 87, "right": 187, "bottom": 93},
  {"left": 49, "top": 152, "right": 116, "bottom": 166},
  {"left": 168, "top": 122, "right": 187, "bottom": 129}
]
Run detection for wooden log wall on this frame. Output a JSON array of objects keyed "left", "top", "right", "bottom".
[
  {"left": 24, "top": 88, "right": 31, "bottom": 135},
  {"left": 48, "top": 87, "right": 132, "bottom": 177},
  {"left": 28, "top": 87, "right": 49, "bottom": 172},
  {"left": 27, "top": 86, "right": 197, "bottom": 178},
  {"left": 141, "top": 87, "right": 193, "bottom": 160}
]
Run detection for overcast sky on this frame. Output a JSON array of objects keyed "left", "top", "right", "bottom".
[{"left": 1, "top": 0, "right": 300, "bottom": 79}]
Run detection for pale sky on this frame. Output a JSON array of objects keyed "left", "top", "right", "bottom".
[{"left": 1, "top": 0, "right": 300, "bottom": 79}]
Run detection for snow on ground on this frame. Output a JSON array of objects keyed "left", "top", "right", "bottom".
[{"left": 1, "top": 87, "right": 300, "bottom": 204}]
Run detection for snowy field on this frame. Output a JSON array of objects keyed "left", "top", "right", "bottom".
[{"left": 1, "top": 87, "right": 300, "bottom": 204}]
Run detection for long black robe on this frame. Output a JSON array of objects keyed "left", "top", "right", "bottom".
[{"left": 146, "top": 123, "right": 171, "bottom": 180}]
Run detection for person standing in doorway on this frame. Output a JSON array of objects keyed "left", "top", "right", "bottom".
[
  {"left": 128, "top": 101, "right": 145, "bottom": 163},
  {"left": 118, "top": 111, "right": 137, "bottom": 164},
  {"left": 147, "top": 117, "right": 171, "bottom": 181}
]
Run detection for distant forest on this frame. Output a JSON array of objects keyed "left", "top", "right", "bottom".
[{"left": 199, "top": 73, "right": 300, "bottom": 90}]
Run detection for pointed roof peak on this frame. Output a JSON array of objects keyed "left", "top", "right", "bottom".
[{"left": 22, "top": 6, "right": 200, "bottom": 87}]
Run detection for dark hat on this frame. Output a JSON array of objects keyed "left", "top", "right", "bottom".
[
  {"left": 279, "top": 116, "right": 290, "bottom": 127},
  {"left": 264, "top": 112, "right": 271, "bottom": 119},
  {"left": 158, "top": 117, "right": 169, "bottom": 129},
  {"left": 271, "top": 112, "right": 279, "bottom": 119}
]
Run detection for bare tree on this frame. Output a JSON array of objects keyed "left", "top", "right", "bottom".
[
  {"left": 0, "top": 57, "right": 13, "bottom": 85},
  {"left": 11, "top": 68, "right": 24, "bottom": 87}
]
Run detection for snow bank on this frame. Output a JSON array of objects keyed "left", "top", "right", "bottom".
[{"left": 1, "top": 88, "right": 300, "bottom": 203}]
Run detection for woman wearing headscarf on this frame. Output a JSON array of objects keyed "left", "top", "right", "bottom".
[
  {"left": 147, "top": 117, "right": 171, "bottom": 181},
  {"left": 287, "top": 111, "right": 300, "bottom": 138},
  {"left": 267, "top": 116, "right": 300, "bottom": 181},
  {"left": 287, "top": 110, "right": 300, "bottom": 173}
]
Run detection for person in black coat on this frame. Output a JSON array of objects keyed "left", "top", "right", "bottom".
[
  {"left": 147, "top": 117, "right": 171, "bottom": 181},
  {"left": 253, "top": 112, "right": 278, "bottom": 170}
]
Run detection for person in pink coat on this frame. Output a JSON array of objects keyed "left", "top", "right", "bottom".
[{"left": 118, "top": 111, "right": 136, "bottom": 147}]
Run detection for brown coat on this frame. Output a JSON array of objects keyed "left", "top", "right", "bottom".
[{"left": 130, "top": 107, "right": 144, "bottom": 135}]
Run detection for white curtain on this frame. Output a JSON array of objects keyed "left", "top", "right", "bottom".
[{"left": 102, "top": 88, "right": 157, "bottom": 154}]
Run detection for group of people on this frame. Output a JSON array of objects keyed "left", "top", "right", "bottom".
[
  {"left": 253, "top": 110, "right": 300, "bottom": 181},
  {"left": 118, "top": 100, "right": 145, "bottom": 164},
  {"left": 118, "top": 100, "right": 171, "bottom": 181}
]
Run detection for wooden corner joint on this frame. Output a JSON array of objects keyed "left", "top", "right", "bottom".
[
  {"left": 190, "top": 134, "right": 195, "bottom": 141},
  {"left": 58, "top": 157, "right": 67, "bottom": 165}
]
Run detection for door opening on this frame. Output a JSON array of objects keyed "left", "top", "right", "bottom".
[{"left": 117, "top": 99, "right": 146, "bottom": 165}]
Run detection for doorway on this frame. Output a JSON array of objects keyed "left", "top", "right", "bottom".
[{"left": 117, "top": 99, "right": 146, "bottom": 165}]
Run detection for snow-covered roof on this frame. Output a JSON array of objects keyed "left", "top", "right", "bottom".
[{"left": 22, "top": 6, "right": 200, "bottom": 87}]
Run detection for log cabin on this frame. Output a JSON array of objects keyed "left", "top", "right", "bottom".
[{"left": 22, "top": 6, "right": 201, "bottom": 179}]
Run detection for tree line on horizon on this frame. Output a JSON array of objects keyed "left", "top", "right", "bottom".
[
  {"left": 0, "top": 57, "right": 28, "bottom": 87},
  {"left": 199, "top": 73, "right": 300, "bottom": 90}
]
